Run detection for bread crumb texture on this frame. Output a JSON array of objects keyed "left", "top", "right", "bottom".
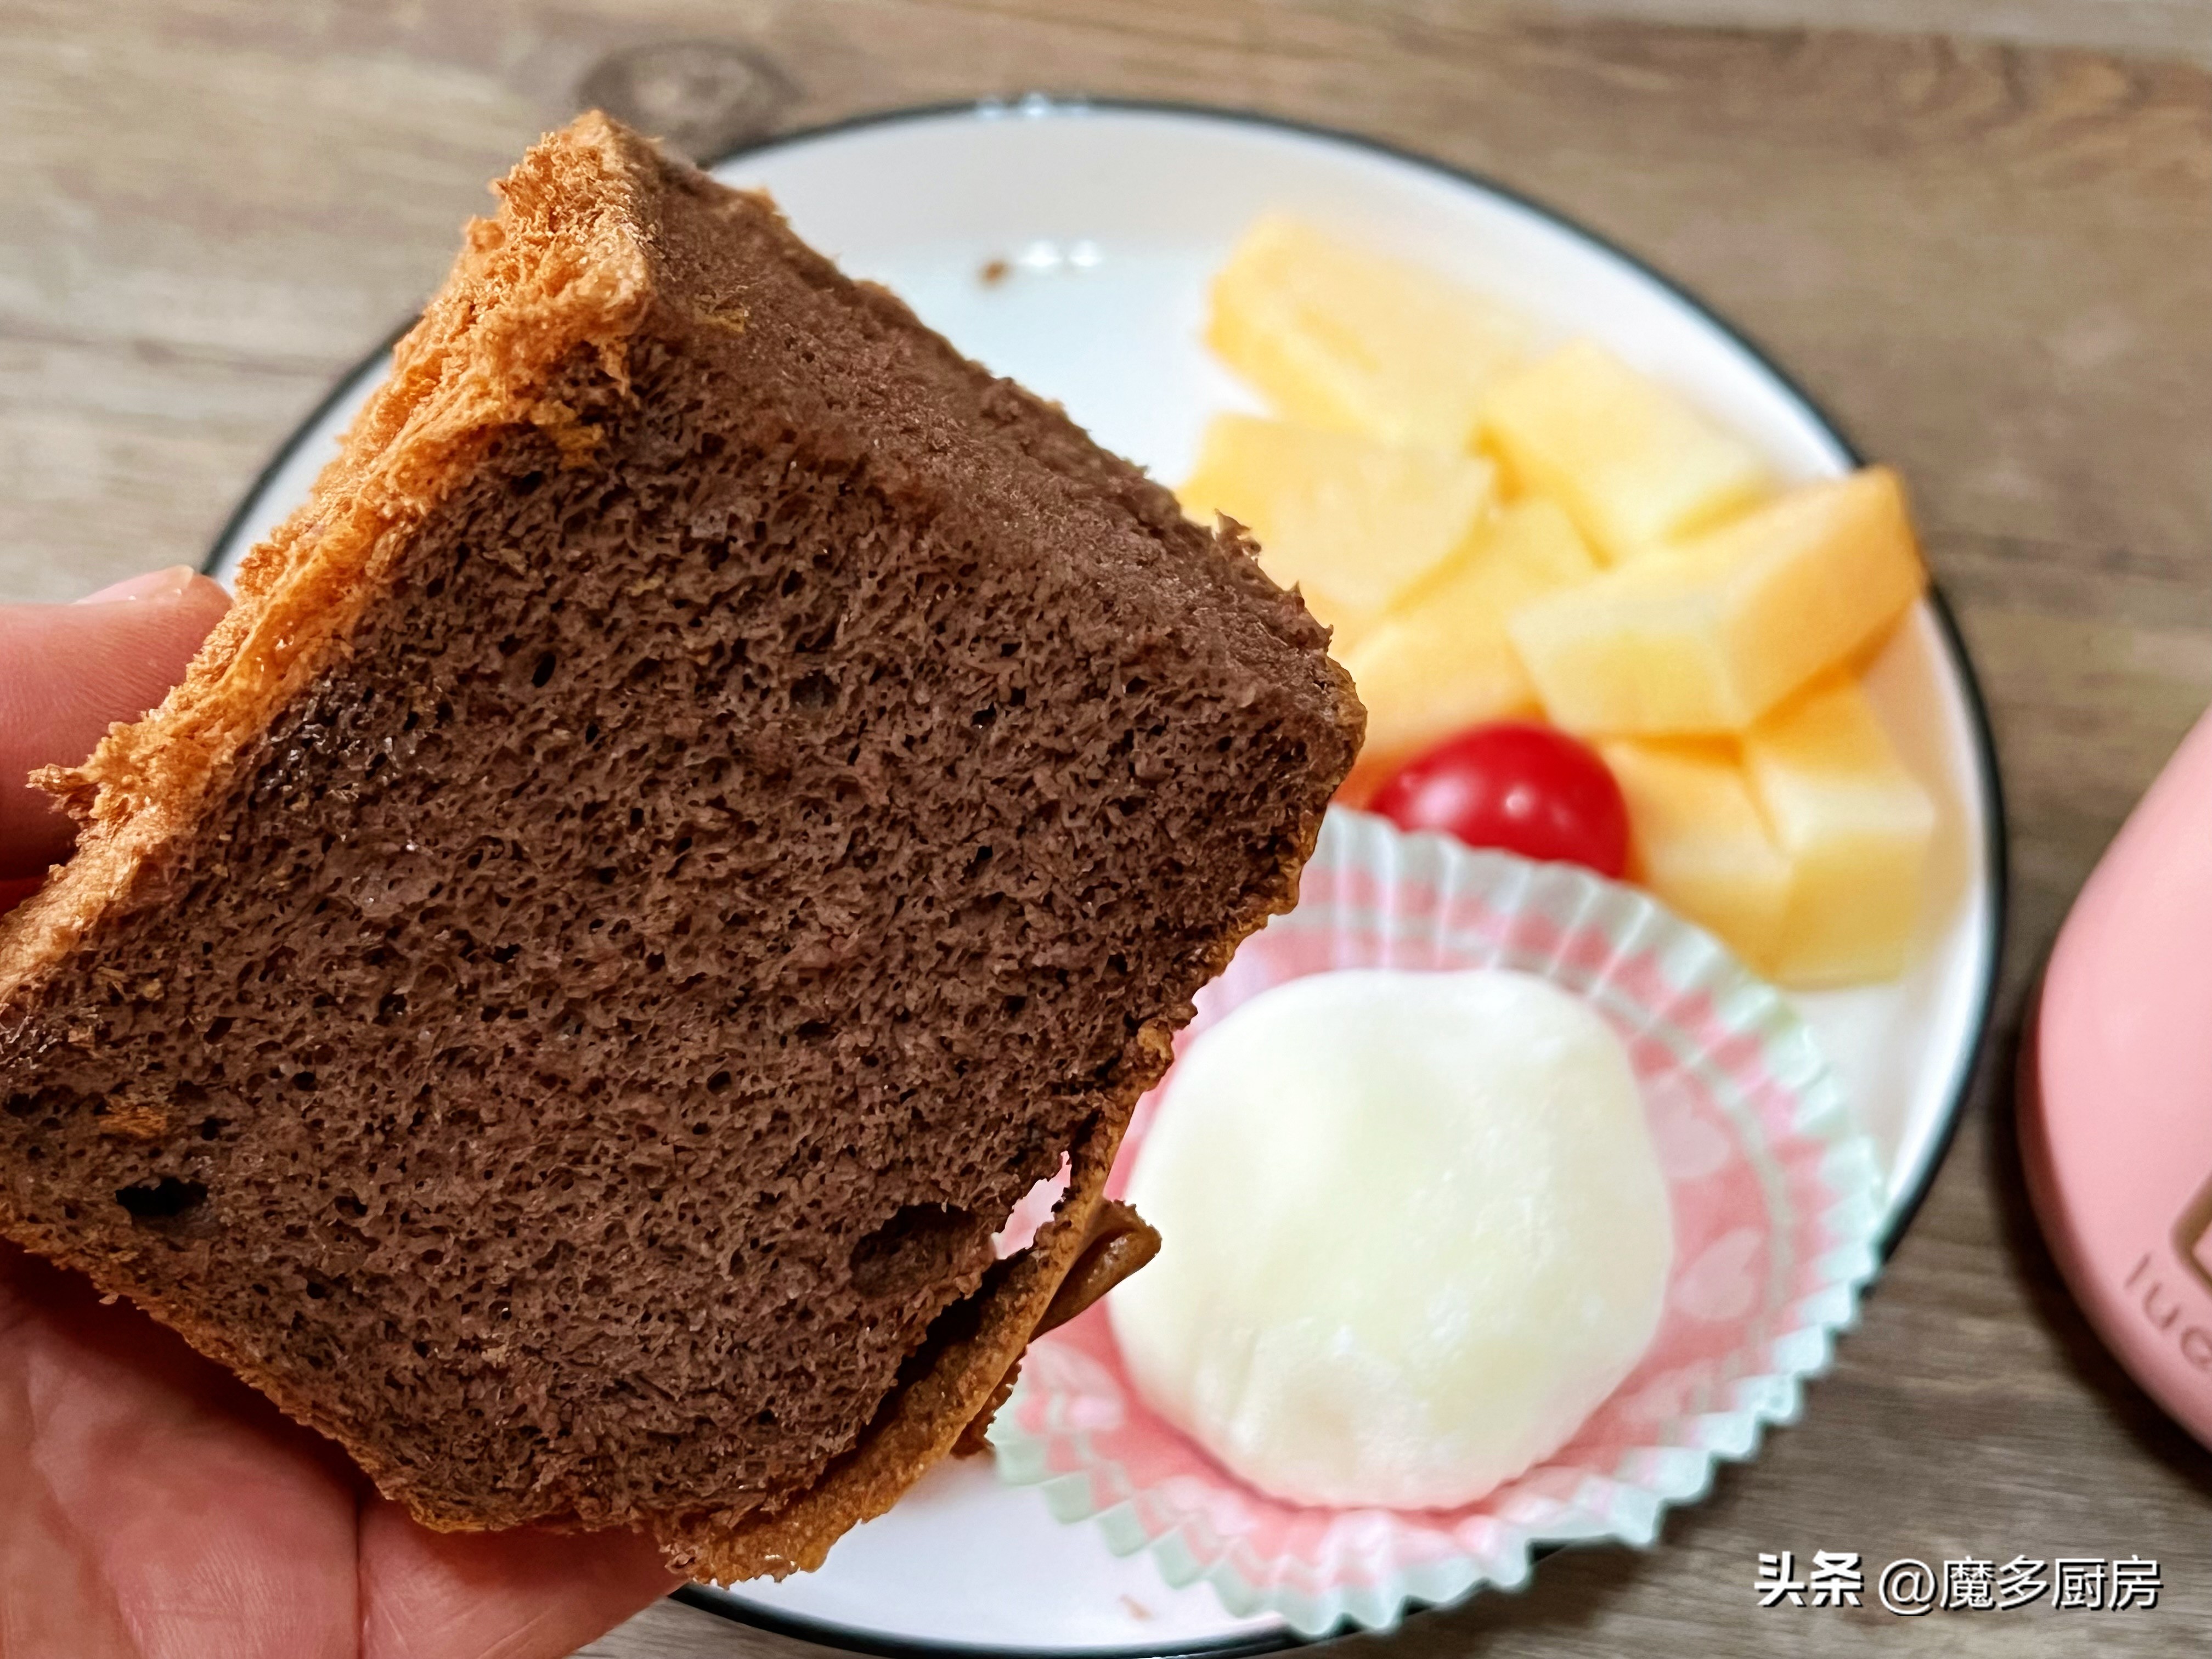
[{"left": 0, "top": 115, "right": 1361, "bottom": 1577}]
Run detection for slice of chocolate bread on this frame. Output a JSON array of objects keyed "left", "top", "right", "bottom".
[{"left": 0, "top": 115, "right": 1361, "bottom": 1577}]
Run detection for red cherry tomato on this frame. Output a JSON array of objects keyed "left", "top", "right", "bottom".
[{"left": 1369, "top": 721, "right": 1630, "bottom": 878}]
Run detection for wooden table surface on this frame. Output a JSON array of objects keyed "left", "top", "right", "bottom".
[{"left": 7, "top": 2, "right": 2211, "bottom": 1655}]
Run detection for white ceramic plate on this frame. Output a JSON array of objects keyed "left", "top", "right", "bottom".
[{"left": 204, "top": 98, "right": 2005, "bottom": 1658}]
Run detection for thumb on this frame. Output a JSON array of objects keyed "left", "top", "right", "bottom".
[{"left": 0, "top": 566, "right": 233, "bottom": 883}]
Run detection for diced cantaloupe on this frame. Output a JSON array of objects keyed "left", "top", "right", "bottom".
[
  {"left": 1602, "top": 676, "right": 1936, "bottom": 985},
  {"left": 1599, "top": 737, "right": 1792, "bottom": 973},
  {"left": 1478, "top": 340, "right": 1770, "bottom": 563},
  {"left": 1207, "top": 216, "right": 1536, "bottom": 451},
  {"left": 1339, "top": 498, "right": 1597, "bottom": 766},
  {"left": 1744, "top": 674, "right": 1936, "bottom": 986},
  {"left": 1178, "top": 414, "right": 1495, "bottom": 642},
  {"left": 1505, "top": 466, "right": 1928, "bottom": 736}
]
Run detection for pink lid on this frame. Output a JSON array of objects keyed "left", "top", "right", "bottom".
[{"left": 2024, "top": 706, "right": 2212, "bottom": 1444}]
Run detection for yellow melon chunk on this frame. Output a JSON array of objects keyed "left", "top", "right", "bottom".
[
  {"left": 1339, "top": 498, "right": 1597, "bottom": 766},
  {"left": 1600, "top": 738, "right": 1792, "bottom": 973},
  {"left": 1479, "top": 340, "right": 1769, "bottom": 562},
  {"left": 1178, "top": 414, "right": 1496, "bottom": 642},
  {"left": 1745, "top": 674, "right": 1937, "bottom": 986},
  {"left": 1207, "top": 216, "right": 1536, "bottom": 451},
  {"left": 1505, "top": 466, "right": 1928, "bottom": 736}
]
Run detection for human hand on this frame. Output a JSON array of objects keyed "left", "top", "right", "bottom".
[{"left": 1, "top": 568, "right": 679, "bottom": 1658}]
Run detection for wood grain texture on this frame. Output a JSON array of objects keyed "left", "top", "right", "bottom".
[
  {"left": 3, "top": 2, "right": 2209, "bottom": 1655},
  {"left": 1551, "top": 0, "right": 2212, "bottom": 63}
]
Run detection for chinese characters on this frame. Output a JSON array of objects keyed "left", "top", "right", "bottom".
[{"left": 1754, "top": 1551, "right": 2160, "bottom": 1616}]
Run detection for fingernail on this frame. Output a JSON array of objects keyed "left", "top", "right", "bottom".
[{"left": 76, "top": 566, "right": 200, "bottom": 605}]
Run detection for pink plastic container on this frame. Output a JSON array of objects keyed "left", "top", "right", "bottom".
[{"left": 2023, "top": 706, "right": 2212, "bottom": 1447}]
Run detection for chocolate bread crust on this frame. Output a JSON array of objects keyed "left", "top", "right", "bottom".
[{"left": 0, "top": 115, "right": 1361, "bottom": 1575}]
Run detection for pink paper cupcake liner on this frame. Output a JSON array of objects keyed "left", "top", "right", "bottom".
[{"left": 990, "top": 808, "right": 1884, "bottom": 1637}]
